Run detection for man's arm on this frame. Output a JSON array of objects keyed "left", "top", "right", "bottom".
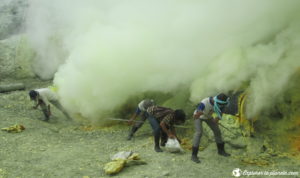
[
  {"left": 33, "top": 103, "right": 39, "bottom": 109},
  {"left": 128, "top": 113, "right": 139, "bottom": 125},
  {"left": 128, "top": 107, "right": 141, "bottom": 125},
  {"left": 194, "top": 102, "right": 205, "bottom": 119},
  {"left": 160, "top": 122, "right": 175, "bottom": 138},
  {"left": 170, "top": 126, "right": 182, "bottom": 143},
  {"left": 193, "top": 111, "right": 203, "bottom": 119},
  {"left": 33, "top": 99, "right": 41, "bottom": 109},
  {"left": 47, "top": 104, "right": 51, "bottom": 116}
]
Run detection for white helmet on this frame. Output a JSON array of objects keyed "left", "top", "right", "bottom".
[{"left": 138, "top": 99, "right": 155, "bottom": 111}]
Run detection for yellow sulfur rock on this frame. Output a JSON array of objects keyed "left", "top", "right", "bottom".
[
  {"left": 103, "top": 159, "right": 126, "bottom": 175},
  {"left": 128, "top": 153, "right": 140, "bottom": 160},
  {"left": 1, "top": 124, "right": 25, "bottom": 133}
]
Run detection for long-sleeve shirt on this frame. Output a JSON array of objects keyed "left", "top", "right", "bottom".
[{"left": 147, "top": 106, "right": 175, "bottom": 127}]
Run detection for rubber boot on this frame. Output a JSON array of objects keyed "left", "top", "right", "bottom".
[
  {"left": 217, "top": 142, "right": 230, "bottom": 157},
  {"left": 191, "top": 146, "right": 201, "bottom": 163},
  {"left": 127, "top": 126, "right": 138, "bottom": 140},
  {"left": 154, "top": 135, "right": 163, "bottom": 152}
]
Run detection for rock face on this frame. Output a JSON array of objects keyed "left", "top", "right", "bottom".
[
  {"left": 0, "top": 35, "right": 35, "bottom": 80},
  {"left": 0, "top": 0, "right": 35, "bottom": 80},
  {"left": 0, "top": 0, "right": 27, "bottom": 40},
  {"left": 0, "top": 82, "right": 25, "bottom": 92}
]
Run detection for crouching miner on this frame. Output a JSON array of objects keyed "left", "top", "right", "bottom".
[
  {"left": 29, "top": 88, "right": 72, "bottom": 121},
  {"left": 127, "top": 99, "right": 155, "bottom": 140},
  {"left": 147, "top": 105, "right": 186, "bottom": 152}
]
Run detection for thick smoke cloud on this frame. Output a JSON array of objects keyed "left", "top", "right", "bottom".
[{"left": 26, "top": 0, "right": 300, "bottom": 122}]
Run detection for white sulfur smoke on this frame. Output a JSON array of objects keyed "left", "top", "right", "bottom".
[{"left": 25, "top": 0, "right": 300, "bottom": 122}]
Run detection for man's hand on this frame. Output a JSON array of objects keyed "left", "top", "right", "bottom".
[
  {"left": 213, "top": 118, "right": 220, "bottom": 124},
  {"left": 128, "top": 114, "right": 138, "bottom": 126},
  {"left": 193, "top": 111, "right": 203, "bottom": 120},
  {"left": 127, "top": 119, "right": 134, "bottom": 125},
  {"left": 168, "top": 134, "right": 176, "bottom": 139},
  {"left": 32, "top": 104, "right": 39, "bottom": 109}
]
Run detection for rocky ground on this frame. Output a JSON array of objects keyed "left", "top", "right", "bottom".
[
  {"left": 0, "top": 80, "right": 299, "bottom": 178},
  {"left": 1, "top": 0, "right": 300, "bottom": 177}
]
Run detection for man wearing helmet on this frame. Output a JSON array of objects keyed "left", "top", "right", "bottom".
[
  {"left": 191, "top": 93, "right": 231, "bottom": 163},
  {"left": 127, "top": 99, "right": 155, "bottom": 140}
]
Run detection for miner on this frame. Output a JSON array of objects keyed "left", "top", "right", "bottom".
[
  {"left": 146, "top": 105, "right": 186, "bottom": 152},
  {"left": 29, "top": 88, "right": 72, "bottom": 121},
  {"left": 127, "top": 99, "right": 155, "bottom": 140},
  {"left": 191, "top": 93, "right": 231, "bottom": 163}
]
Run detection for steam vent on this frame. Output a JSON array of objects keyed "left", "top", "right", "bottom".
[{"left": 1, "top": 0, "right": 299, "bottom": 177}]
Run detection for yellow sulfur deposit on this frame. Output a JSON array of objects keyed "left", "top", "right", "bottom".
[
  {"left": 1, "top": 124, "right": 25, "bottom": 133},
  {"left": 104, "top": 152, "right": 146, "bottom": 175},
  {"left": 103, "top": 159, "right": 126, "bottom": 175},
  {"left": 127, "top": 153, "right": 140, "bottom": 160}
]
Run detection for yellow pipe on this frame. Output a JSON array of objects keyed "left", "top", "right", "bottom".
[{"left": 236, "top": 92, "right": 255, "bottom": 137}]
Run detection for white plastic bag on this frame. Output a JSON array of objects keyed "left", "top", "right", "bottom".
[
  {"left": 111, "top": 151, "right": 133, "bottom": 160},
  {"left": 165, "top": 138, "right": 183, "bottom": 153}
]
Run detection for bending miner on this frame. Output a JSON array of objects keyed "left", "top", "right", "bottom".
[
  {"left": 147, "top": 105, "right": 186, "bottom": 152},
  {"left": 191, "top": 93, "right": 231, "bottom": 163},
  {"left": 127, "top": 99, "right": 155, "bottom": 140},
  {"left": 29, "top": 88, "right": 72, "bottom": 121}
]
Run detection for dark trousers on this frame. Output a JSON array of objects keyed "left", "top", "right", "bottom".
[
  {"left": 132, "top": 112, "right": 148, "bottom": 129},
  {"left": 147, "top": 115, "right": 169, "bottom": 146},
  {"left": 148, "top": 115, "right": 161, "bottom": 138},
  {"left": 192, "top": 118, "right": 223, "bottom": 147}
]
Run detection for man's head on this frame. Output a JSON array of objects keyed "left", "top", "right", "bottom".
[
  {"left": 140, "top": 99, "right": 155, "bottom": 111},
  {"left": 29, "top": 90, "right": 38, "bottom": 100},
  {"left": 215, "top": 93, "right": 229, "bottom": 107},
  {"left": 214, "top": 93, "right": 229, "bottom": 110},
  {"left": 213, "top": 93, "right": 229, "bottom": 119},
  {"left": 174, "top": 109, "right": 186, "bottom": 125},
  {"left": 216, "top": 93, "right": 228, "bottom": 102}
]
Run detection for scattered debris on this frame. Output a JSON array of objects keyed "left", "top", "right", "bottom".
[
  {"left": 103, "top": 159, "right": 126, "bottom": 175},
  {"left": 181, "top": 138, "right": 206, "bottom": 151},
  {"left": 1, "top": 124, "right": 25, "bottom": 133},
  {"left": 180, "top": 138, "right": 192, "bottom": 150},
  {"left": 111, "top": 151, "right": 133, "bottom": 160},
  {"left": 227, "top": 137, "right": 247, "bottom": 149},
  {"left": 104, "top": 151, "right": 146, "bottom": 175},
  {"left": 238, "top": 155, "right": 273, "bottom": 166}
]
